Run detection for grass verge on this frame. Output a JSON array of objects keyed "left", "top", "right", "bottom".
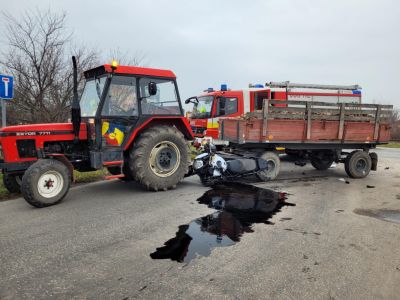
[
  {"left": 378, "top": 142, "right": 400, "bottom": 148},
  {"left": 0, "top": 170, "right": 105, "bottom": 201}
]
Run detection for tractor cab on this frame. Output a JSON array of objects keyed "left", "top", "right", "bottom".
[{"left": 77, "top": 62, "right": 185, "bottom": 169}]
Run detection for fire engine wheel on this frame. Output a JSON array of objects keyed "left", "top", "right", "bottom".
[
  {"left": 130, "top": 126, "right": 190, "bottom": 191},
  {"left": 344, "top": 150, "right": 372, "bottom": 178},
  {"left": 21, "top": 159, "right": 71, "bottom": 208},
  {"left": 2, "top": 173, "right": 23, "bottom": 193},
  {"left": 256, "top": 151, "right": 281, "bottom": 181},
  {"left": 310, "top": 150, "right": 335, "bottom": 170}
]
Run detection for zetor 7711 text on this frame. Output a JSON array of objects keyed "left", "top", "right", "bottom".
[{"left": 0, "top": 58, "right": 193, "bottom": 208}]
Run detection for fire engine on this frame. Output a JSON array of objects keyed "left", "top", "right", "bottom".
[{"left": 186, "top": 82, "right": 362, "bottom": 141}]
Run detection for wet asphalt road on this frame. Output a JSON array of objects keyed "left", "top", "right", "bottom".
[{"left": 1, "top": 148, "right": 400, "bottom": 299}]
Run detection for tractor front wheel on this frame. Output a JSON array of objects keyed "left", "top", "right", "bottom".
[
  {"left": 129, "top": 126, "right": 190, "bottom": 191},
  {"left": 21, "top": 159, "right": 71, "bottom": 208},
  {"left": 3, "top": 173, "right": 23, "bottom": 193}
]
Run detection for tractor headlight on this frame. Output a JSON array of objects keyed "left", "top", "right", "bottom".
[{"left": 193, "top": 159, "right": 204, "bottom": 170}]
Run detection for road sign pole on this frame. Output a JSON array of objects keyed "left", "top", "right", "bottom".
[{"left": 1, "top": 98, "right": 6, "bottom": 127}]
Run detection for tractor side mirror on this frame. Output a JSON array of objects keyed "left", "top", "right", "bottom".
[
  {"left": 148, "top": 82, "right": 157, "bottom": 96},
  {"left": 185, "top": 96, "right": 199, "bottom": 105}
]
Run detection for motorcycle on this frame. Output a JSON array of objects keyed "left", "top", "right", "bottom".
[{"left": 190, "top": 142, "right": 269, "bottom": 185}]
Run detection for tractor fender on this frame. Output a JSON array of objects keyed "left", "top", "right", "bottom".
[
  {"left": 122, "top": 116, "right": 194, "bottom": 151},
  {"left": 46, "top": 154, "right": 75, "bottom": 182}
]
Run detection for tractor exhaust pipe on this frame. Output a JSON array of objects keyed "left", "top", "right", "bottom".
[{"left": 71, "top": 56, "right": 81, "bottom": 143}]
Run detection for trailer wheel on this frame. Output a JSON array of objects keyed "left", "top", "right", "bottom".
[
  {"left": 344, "top": 150, "right": 372, "bottom": 178},
  {"left": 256, "top": 151, "right": 281, "bottom": 181},
  {"left": 129, "top": 126, "right": 191, "bottom": 191},
  {"left": 21, "top": 159, "right": 71, "bottom": 208},
  {"left": 3, "top": 173, "right": 22, "bottom": 193},
  {"left": 310, "top": 150, "right": 334, "bottom": 170}
]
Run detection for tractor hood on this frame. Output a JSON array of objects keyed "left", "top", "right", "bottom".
[{"left": 0, "top": 123, "right": 87, "bottom": 138}]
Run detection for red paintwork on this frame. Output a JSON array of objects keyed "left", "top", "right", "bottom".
[
  {"left": 122, "top": 116, "right": 193, "bottom": 151},
  {"left": 188, "top": 87, "right": 362, "bottom": 139},
  {"left": 288, "top": 92, "right": 360, "bottom": 97},
  {"left": 220, "top": 118, "right": 391, "bottom": 143},
  {"left": 103, "top": 160, "right": 123, "bottom": 166},
  {"left": 0, "top": 123, "right": 87, "bottom": 163},
  {"left": 0, "top": 117, "right": 193, "bottom": 163},
  {"left": 103, "top": 65, "right": 176, "bottom": 78}
]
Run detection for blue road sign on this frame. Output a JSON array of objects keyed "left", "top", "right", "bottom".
[{"left": 0, "top": 75, "right": 14, "bottom": 100}]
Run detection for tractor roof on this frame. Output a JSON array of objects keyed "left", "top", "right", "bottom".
[{"left": 84, "top": 64, "right": 176, "bottom": 79}]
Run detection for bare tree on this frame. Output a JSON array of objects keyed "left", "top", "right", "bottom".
[
  {"left": 107, "top": 47, "right": 147, "bottom": 66},
  {"left": 0, "top": 9, "right": 99, "bottom": 124},
  {"left": 389, "top": 108, "right": 400, "bottom": 141}
]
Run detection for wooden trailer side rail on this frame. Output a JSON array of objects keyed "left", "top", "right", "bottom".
[{"left": 220, "top": 100, "right": 393, "bottom": 144}]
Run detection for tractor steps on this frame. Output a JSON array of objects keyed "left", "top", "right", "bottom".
[
  {"left": 105, "top": 174, "right": 125, "bottom": 180},
  {"left": 103, "top": 160, "right": 124, "bottom": 166}
]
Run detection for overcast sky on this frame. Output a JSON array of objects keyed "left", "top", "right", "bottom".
[{"left": 1, "top": 0, "right": 399, "bottom": 108}]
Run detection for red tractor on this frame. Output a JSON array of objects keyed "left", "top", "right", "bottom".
[{"left": 0, "top": 58, "right": 193, "bottom": 207}]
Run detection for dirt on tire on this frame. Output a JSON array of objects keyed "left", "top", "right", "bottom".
[
  {"left": 21, "top": 159, "right": 71, "bottom": 208},
  {"left": 129, "top": 126, "right": 191, "bottom": 191}
]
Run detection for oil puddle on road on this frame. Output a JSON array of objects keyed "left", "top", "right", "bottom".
[
  {"left": 150, "top": 183, "right": 294, "bottom": 263},
  {"left": 354, "top": 209, "right": 400, "bottom": 224}
]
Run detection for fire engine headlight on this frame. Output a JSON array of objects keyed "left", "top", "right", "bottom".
[{"left": 193, "top": 159, "right": 204, "bottom": 170}]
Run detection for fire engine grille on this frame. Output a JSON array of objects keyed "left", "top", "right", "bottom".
[{"left": 17, "top": 139, "right": 37, "bottom": 158}]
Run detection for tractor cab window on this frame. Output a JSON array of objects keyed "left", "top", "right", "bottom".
[
  {"left": 80, "top": 77, "right": 106, "bottom": 117},
  {"left": 102, "top": 76, "right": 138, "bottom": 117},
  {"left": 191, "top": 96, "right": 213, "bottom": 119},
  {"left": 139, "top": 78, "right": 181, "bottom": 115}
]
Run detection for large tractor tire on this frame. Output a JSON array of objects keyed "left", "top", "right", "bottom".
[
  {"left": 344, "top": 150, "right": 372, "bottom": 178},
  {"left": 256, "top": 151, "right": 281, "bottom": 181},
  {"left": 21, "top": 159, "right": 71, "bottom": 208},
  {"left": 129, "top": 126, "right": 191, "bottom": 191},
  {"left": 310, "top": 150, "right": 335, "bottom": 171},
  {"left": 3, "top": 173, "right": 22, "bottom": 193}
]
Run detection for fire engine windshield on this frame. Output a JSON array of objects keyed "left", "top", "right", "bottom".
[
  {"left": 191, "top": 96, "right": 213, "bottom": 119},
  {"left": 80, "top": 77, "right": 106, "bottom": 117}
]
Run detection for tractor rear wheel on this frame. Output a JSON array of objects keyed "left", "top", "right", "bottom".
[
  {"left": 129, "top": 126, "right": 190, "bottom": 191},
  {"left": 3, "top": 173, "right": 22, "bottom": 193},
  {"left": 21, "top": 159, "right": 71, "bottom": 208}
]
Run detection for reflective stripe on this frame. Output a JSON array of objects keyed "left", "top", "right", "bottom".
[
  {"left": 243, "top": 91, "right": 250, "bottom": 113},
  {"left": 207, "top": 119, "right": 219, "bottom": 129}
]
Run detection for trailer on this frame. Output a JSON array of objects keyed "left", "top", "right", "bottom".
[{"left": 218, "top": 99, "right": 393, "bottom": 180}]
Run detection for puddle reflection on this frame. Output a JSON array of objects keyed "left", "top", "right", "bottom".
[{"left": 151, "top": 183, "right": 295, "bottom": 263}]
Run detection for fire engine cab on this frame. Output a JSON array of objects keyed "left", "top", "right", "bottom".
[{"left": 186, "top": 82, "right": 362, "bottom": 141}]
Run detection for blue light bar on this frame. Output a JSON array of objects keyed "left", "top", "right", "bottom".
[
  {"left": 220, "top": 84, "right": 227, "bottom": 91},
  {"left": 207, "top": 87, "right": 214, "bottom": 92}
]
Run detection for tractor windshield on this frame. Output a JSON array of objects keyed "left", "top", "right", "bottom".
[
  {"left": 80, "top": 77, "right": 106, "bottom": 117},
  {"left": 191, "top": 96, "right": 213, "bottom": 119}
]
